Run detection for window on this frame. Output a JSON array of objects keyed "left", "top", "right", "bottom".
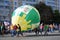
[
  {"left": 27, "top": 0, "right": 36, "bottom": 2},
  {"left": 52, "top": 6, "right": 56, "bottom": 10},
  {"left": 47, "top": 2, "right": 56, "bottom": 5},
  {"left": 22, "top": 0, "right": 25, "bottom": 1},
  {"left": 15, "top": 2, "right": 17, "bottom": 5},
  {"left": 15, "top": 7, "right": 17, "bottom": 9},
  {"left": 5, "top": 6, "right": 9, "bottom": 9},
  {"left": 26, "top": 0, "right": 28, "bottom": 1},
  {"left": 5, "top": 1, "right": 10, "bottom": 5},
  {"left": 27, "top": 0, "right": 31, "bottom": 1},
  {"left": 29, "top": 4, "right": 33, "bottom": 6},
  {"left": 0, "top": 10, "right": 3, "bottom": 14},
  {"left": 32, "top": 0, "right": 35, "bottom": 2},
  {"left": 14, "top": 7, "right": 17, "bottom": 10},
  {"left": 52, "top": 0, "right": 55, "bottom": 1},
  {"left": 0, "top": 0, "right": 4, "bottom": 2},
  {"left": 0, "top": 6, "right": 4, "bottom": 8},
  {"left": 5, "top": 1, "right": 9, "bottom": 3}
]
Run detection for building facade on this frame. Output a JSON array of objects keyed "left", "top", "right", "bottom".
[
  {"left": 1, "top": 0, "right": 60, "bottom": 22},
  {"left": 0, "top": 0, "right": 42, "bottom": 22},
  {"left": 22, "top": 0, "right": 43, "bottom": 6},
  {"left": 0, "top": 0, "right": 22, "bottom": 22},
  {"left": 58, "top": 0, "right": 60, "bottom": 12},
  {"left": 21, "top": 0, "right": 60, "bottom": 12},
  {"left": 45, "top": 0, "right": 60, "bottom": 12},
  {"left": 0, "top": 0, "right": 11, "bottom": 21}
]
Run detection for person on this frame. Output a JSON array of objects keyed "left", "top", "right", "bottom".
[
  {"left": 34, "top": 27, "right": 39, "bottom": 35},
  {"left": 17, "top": 24, "right": 23, "bottom": 37},
  {"left": 10, "top": 24, "right": 18, "bottom": 37},
  {"left": 59, "top": 24, "right": 60, "bottom": 32},
  {"left": 13, "top": 25, "right": 18, "bottom": 36},
  {"left": 39, "top": 23, "right": 44, "bottom": 35},
  {"left": 10, "top": 24, "right": 14, "bottom": 37},
  {"left": 0, "top": 23, "right": 1, "bottom": 35},
  {"left": 44, "top": 24, "right": 49, "bottom": 35},
  {"left": 49, "top": 24, "right": 54, "bottom": 33},
  {"left": 0, "top": 23, "right": 5, "bottom": 36}
]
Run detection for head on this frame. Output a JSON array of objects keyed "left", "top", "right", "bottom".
[{"left": 18, "top": 24, "right": 19, "bottom": 25}]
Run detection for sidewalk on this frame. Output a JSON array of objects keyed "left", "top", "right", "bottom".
[
  {"left": 23, "top": 31, "right": 60, "bottom": 36},
  {"left": 0, "top": 31, "right": 60, "bottom": 37}
]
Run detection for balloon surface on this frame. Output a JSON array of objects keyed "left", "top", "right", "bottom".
[{"left": 12, "top": 5, "right": 40, "bottom": 31}]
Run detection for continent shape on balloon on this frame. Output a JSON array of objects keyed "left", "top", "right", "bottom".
[{"left": 11, "top": 5, "right": 40, "bottom": 31}]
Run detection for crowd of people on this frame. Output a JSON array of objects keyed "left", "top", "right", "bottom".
[
  {"left": 0, "top": 22, "right": 23, "bottom": 37},
  {"left": 0, "top": 22, "right": 60, "bottom": 37},
  {"left": 33, "top": 23, "right": 60, "bottom": 35}
]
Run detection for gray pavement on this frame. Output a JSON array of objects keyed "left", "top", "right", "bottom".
[{"left": 0, "top": 31, "right": 60, "bottom": 40}]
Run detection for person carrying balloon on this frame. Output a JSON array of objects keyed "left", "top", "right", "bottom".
[
  {"left": 44, "top": 24, "right": 49, "bottom": 35},
  {"left": 39, "top": 23, "right": 44, "bottom": 35},
  {"left": 10, "top": 24, "right": 14, "bottom": 37},
  {"left": 16, "top": 24, "right": 23, "bottom": 37},
  {"left": 10, "top": 24, "right": 18, "bottom": 37}
]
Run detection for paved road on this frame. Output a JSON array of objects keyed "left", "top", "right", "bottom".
[{"left": 0, "top": 31, "right": 60, "bottom": 40}]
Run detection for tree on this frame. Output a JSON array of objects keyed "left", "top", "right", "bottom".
[
  {"left": 34, "top": 2, "right": 53, "bottom": 24},
  {"left": 53, "top": 10, "right": 60, "bottom": 23}
]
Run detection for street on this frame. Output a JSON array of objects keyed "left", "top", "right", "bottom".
[{"left": 0, "top": 31, "right": 60, "bottom": 40}]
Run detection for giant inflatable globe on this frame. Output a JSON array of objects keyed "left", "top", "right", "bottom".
[{"left": 12, "top": 5, "right": 40, "bottom": 31}]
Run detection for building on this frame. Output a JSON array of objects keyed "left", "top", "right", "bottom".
[
  {"left": 0, "top": 0, "right": 22, "bottom": 22},
  {"left": 45, "top": 0, "right": 60, "bottom": 12},
  {"left": 21, "top": 0, "right": 60, "bottom": 12},
  {"left": 22, "top": 0, "right": 43, "bottom": 6},
  {"left": 1, "top": 0, "right": 60, "bottom": 22},
  {"left": 10, "top": 0, "right": 22, "bottom": 11},
  {"left": 0, "top": 0, "right": 43, "bottom": 22},
  {"left": 11, "top": 0, "right": 20, "bottom": 10},
  {"left": 0, "top": 0, "right": 11, "bottom": 22},
  {"left": 58, "top": 0, "right": 60, "bottom": 12}
]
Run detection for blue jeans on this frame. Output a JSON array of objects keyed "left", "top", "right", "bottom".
[
  {"left": 59, "top": 27, "right": 60, "bottom": 32},
  {"left": 49, "top": 28, "right": 54, "bottom": 33},
  {"left": 10, "top": 30, "right": 16, "bottom": 37}
]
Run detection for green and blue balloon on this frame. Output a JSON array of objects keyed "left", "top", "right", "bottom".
[{"left": 12, "top": 5, "right": 40, "bottom": 31}]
